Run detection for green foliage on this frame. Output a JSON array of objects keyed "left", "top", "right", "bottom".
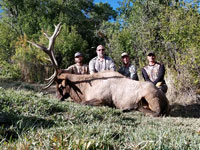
[
  {"left": 0, "top": 87, "right": 200, "bottom": 149},
  {"left": 0, "top": 0, "right": 117, "bottom": 82},
  {"left": 0, "top": 60, "right": 21, "bottom": 80},
  {"left": 0, "top": 0, "right": 117, "bottom": 39},
  {"left": 54, "top": 24, "right": 88, "bottom": 68},
  {"left": 100, "top": 0, "right": 200, "bottom": 88},
  {"left": 159, "top": 4, "right": 200, "bottom": 88},
  {"left": 0, "top": 22, "right": 18, "bottom": 61},
  {"left": 90, "top": 2, "right": 117, "bottom": 22},
  {"left": 12, "top": 35, "right": 51, "bottom": 82},
  {"left": 11, "top": 25, "right": 88, "bottom": 82}
]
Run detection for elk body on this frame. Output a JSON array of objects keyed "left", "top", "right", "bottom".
[
  {"left": 57, "top": 71, "right": 169, "bottom": 116},
  {"left": 29, "top": 23, "right": 169, "bottom": 117}
]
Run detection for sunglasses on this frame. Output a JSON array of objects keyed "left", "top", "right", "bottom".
[
  {"left": 97, "top": 49, "right": 105, "bottom": 51},
  {"left": 148, "top": 55, "right": 155, "bottom": 57}
]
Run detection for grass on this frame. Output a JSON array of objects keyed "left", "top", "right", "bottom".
[{"left": 0, "top": 82, "right": 200, "bottom": 149}]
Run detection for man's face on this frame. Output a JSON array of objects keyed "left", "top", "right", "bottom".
[
  {"left": 147, "top": 55, "right": 156, "bottom": 63},
  {"left": 75, "top": 56, "right": 83, "bottom": 63},
  {"left": 96, "top": 45, "right": 105, "bottom": 58},
  {"left": 121, "top": 56, "right": 130, "bottom": 65}
]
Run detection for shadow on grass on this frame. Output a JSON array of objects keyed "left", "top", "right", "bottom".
[
  {"left": 47, "top": 105, "right": 67, "bottom": 115},
  {"left": 0, "top": 112, "right": 55, "bottom": 141},
  {"left": 169, "top": 103, "right": 200, "bottom": 118}
]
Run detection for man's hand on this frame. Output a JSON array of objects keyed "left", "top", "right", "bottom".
[{"left": 156, "top": 82, "right": 162, "bottom": 88}]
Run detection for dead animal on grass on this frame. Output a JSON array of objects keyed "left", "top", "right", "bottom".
[{"left": 28, "top": 23, "right": 169, "bottom": 117}]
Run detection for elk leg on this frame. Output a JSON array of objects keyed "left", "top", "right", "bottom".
[
  {"left": 122, "top": 104, "right": 138, "bottom": 112},
  {"left": 138, "top": 106, "right": 160, "bottom": 117},
  {"left": 82, "top": 99, "right": 104, "bottom": 106},
  {"left": 138, "top": 97, "right": 161, "bottom": 117}
]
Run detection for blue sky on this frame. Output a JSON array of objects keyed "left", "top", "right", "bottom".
[
  {"left": 0, "top": 1, "right": 121, "bottom": 13},
  {"left": 94, "top": 0, "right": 121, "bottom": 10}
]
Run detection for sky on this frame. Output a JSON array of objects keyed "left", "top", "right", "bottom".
[
  {"left": 0, "top": 1, "right": 121, "bottom": 14},
  {"left": 93, "top": 0, "right": 121, "bottom": 10}
]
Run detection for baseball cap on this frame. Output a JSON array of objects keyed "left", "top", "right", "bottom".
[
  {"left": 121, "top": 52, "right": 129, "bottom": 58},
  {"left": 147, "top": 51, "right": 155, "bottom": 56},
  {"left": 74, "top": 52, "right": 82, "bottom": 57}
]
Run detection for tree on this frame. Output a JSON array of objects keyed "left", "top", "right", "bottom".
[
  {"left": 0, "top": 21, "right": 18, "bottom": 61},
  {"left": 0, "top": 0, "right": 117, "bottom": 81}
]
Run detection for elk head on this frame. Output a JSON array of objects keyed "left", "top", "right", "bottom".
[{"left": 28, "top": 23, "right": 62, "bottom": 89}]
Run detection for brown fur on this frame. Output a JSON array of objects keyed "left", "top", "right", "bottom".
[{"left": 56, "top": 70, "right": 169, "bottom": 117}]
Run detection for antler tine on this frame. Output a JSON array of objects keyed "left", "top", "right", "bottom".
[
  {"left": 48, "top": 23, "right": 62, "bottom": 50},
  {"left": 28, "top": 23, "right": 62, "bottom": 89},
  {"left": 45, "top": 71, "right": 56, "bottom": 81},
  {"left": 43, "top": 32, "right": 50, "bottom": 39},
  {"left": 27, "top": 41, "right": 48, "bottom": 54},
  {"left": 44, "top": 57, "right": 51, "bottom": 62},
  {"left": 55, "top": 23, "right": 62, "bottom": 38},
  {"left": 42, "top": 78, "right": 55, "bottom": 90}
]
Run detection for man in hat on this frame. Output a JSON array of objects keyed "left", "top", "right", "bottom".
[
  {"left": 89, "top": 45, "right": 115, "bottom": 74},
  {"left": 63, "top": 52, "right": 89, "bottom": 74},
  {"left": 142, "top": 52, "right": 168, "bottom": 93},
  {"left": 118, "top": 52, "right": 138, "bottom": 80}
]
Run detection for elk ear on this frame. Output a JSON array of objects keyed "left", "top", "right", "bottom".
[{"left": 57, "top": 73, "right": 68, "bottom": 80}]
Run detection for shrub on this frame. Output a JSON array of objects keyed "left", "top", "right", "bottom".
[{"left": 0, "top": 60, "right": 21, "bottom": 80}]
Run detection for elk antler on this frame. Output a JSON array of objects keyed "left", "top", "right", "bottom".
[{"left": 28, "top": 23, "right": 62, "bottom": 89}]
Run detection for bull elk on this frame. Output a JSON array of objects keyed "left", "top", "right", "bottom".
[{"left": 28, "top": 23, "right": 169, "bottom": 117}]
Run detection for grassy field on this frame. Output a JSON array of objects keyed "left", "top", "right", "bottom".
[{"left": 0, "top": 81, "right": 200, "bottom": 149}]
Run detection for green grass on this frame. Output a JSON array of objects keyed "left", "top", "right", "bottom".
[{"left": 0, "top": 86, "right": 200, "bottom": 150}]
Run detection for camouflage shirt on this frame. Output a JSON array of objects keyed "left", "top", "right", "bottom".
[
  {"left": 118, "top": 64, "right": 138, "bottom": 80},
  {"left": 142, "top": 62, "right": 165, "bottom": 85},
  {"left": 64, "top": 64, "right": 89, "bottom": 74},
  {"left": 89, "top": 56, "right": 115, "bottom": 74}
]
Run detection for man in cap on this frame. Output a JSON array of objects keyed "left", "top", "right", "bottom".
[
  {"left": 63, "top": 52, "right": 89, "bottom": 74},
  {"left": 89, "top": 45, "right": 115, "bottom": 74},
  {"left": 118, "top": 52, "right": 138, "bottom": 80},
  {"left": 142, "top": 52, "right": 168, "bottom": 93}
]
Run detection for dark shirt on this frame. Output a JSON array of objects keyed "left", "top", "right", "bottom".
[{"left": 118, "top": 64, "right": 139, "bottom": 80}]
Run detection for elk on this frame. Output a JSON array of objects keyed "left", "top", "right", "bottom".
[{"left": 28, "top": 23, "right": 169, "bottom": 117}]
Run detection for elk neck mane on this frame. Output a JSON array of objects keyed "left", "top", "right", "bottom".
[{"left": 58, "top": 70, "right": 125, "bottom": 84}]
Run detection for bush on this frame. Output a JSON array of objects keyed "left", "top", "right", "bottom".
[
  {"left": 0, "top": 60, "right": 21, "bottom": 80},
  {"left": 12, "top": 35, "right": 52, "bottom": 82}
]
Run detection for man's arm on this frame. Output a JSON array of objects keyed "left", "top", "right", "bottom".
[
  {"left": 130, "top": 65, "right": 139, "bottom": 80},
  {"left": 89, "top": 59, "right": 96, "bottom": 74},
  {"left": 62, "top": 65, "right": 74, "bottom": 73},
  {"left": 118, "top": 67, "right": 123, "bottom": 74},
  {"left": 142, "top": 68, "right": 152, "bottom": 82},
  {"left": 109, "top": 58, "right": 115, "bottom": 71},
  {"left": 85, "top": 65, "right": 90, "bottom": 74}
]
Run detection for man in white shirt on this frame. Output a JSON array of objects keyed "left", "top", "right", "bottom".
[{"left": 89, "top": 45, "right": 115, "bottom": 74}]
